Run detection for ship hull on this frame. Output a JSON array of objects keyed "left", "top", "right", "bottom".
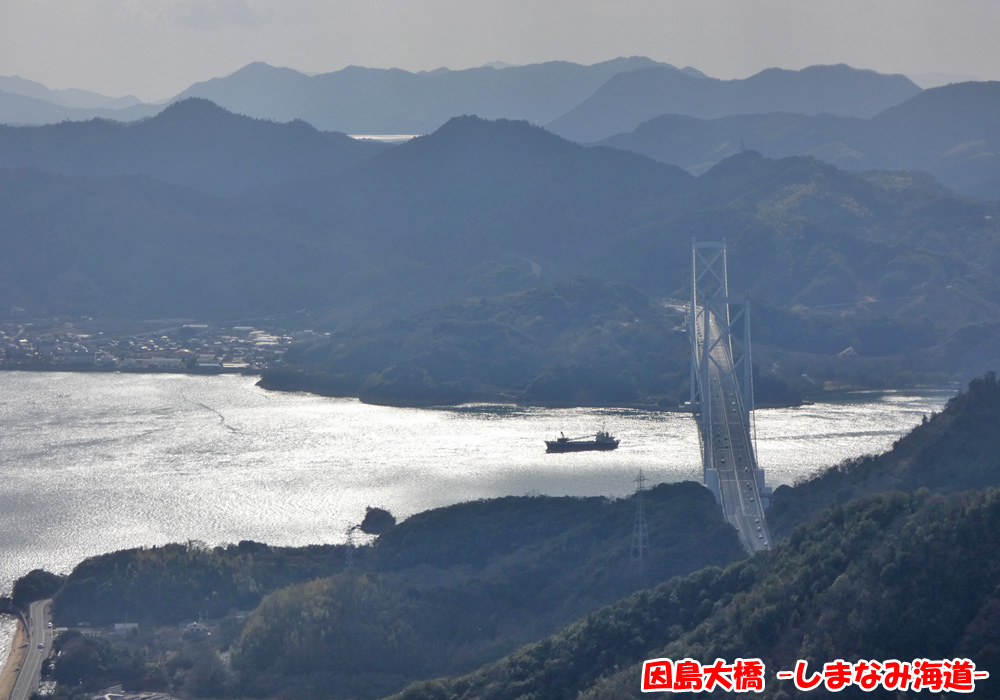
[{"left": 545, "top": 440, "right": 619, "bottom": 453}]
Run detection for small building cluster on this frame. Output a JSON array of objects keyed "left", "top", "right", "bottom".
[{"left": 0, "top": 317, "right": 326, "bottom": 373}]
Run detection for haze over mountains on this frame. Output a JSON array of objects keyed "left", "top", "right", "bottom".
[
  {"left": 546, "top": 63, "right": 921, "bottom": 142},
  {"left": 5, "top": 57, "right": 996, "bottom": 201},
  {"left": 4, "top": 107, "right": 996, "bottom": 316},
  {"left": 8, "top": 55, "right": 1000, "bottom": 700},
  {"left": 1, "top": 59, "right": 918, "bottom": 138},
  {"left": 172, "top": 57, "right": 694, "bottom": 134},
  {"left": 4, "top": 57, "right": 1000, "bottom": 400},
  {"left": 4, "top": 98, "right": 1000, "bottom": 402},
  {"left": 0, "top": 98, "right": 389, "bottom": 195},
  {"left": 602, "top": 80, "right": 1000, "bottom": 199}
]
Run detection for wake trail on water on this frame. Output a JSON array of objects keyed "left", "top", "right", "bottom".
[{"left": 183, "top": 396, "right": 239, "bottom": 432}]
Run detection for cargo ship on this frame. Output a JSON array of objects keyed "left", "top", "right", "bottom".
[{"left": 545, "top": 430, "right": 619, "bottom": 453}]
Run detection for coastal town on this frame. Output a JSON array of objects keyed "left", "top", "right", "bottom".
[{"left": 0, "top": 314, "right": 326, "bottom": 374}]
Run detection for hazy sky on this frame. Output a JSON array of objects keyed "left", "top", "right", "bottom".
[{"left": 1, "top": 0, "right": 997, "bottom": 101}]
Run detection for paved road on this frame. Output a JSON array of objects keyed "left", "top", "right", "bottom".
[
  {"left": 9, "top": 599, "right": 52, "bottom": 700},
  {"left": 694, "top": 308, "right": 772, "bottom": 553}
]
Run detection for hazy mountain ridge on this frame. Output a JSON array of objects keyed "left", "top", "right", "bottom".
[
  {"left": 0, "top": 57, "right": 675, "bottom": 131},
  {"left": 602, "top": 81, "right": 1000, "bottom": 199},
  {"left": 547, "top": 63, "right": 922, "bottom": 143},
  {"left": 0, "top": 98, "right": 390, "bottom": 195},
  {"left": 252, "top": 126, "right": 1000, "bottom": 405},
  {"left": 4, "top": 113, "right": 1000, "bottom": 393},
  {"left": 2, "top": 59, "right": 919, "bottom": 138},
  {"left": 0, "top": 87, "right": 160, "bottom": 125},
  {"left": 0, "top": 75, "right": 142, "bottom": 109},
  {"left": 171, "top": 57, "right": 680, "bottom": 134},
  {"left": 244, "top": 115, "right": 697, "bottom": 304}
]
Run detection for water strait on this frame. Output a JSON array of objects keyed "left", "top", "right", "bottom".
[{"left": 0, "top": 371, "right": 951, "bottom": 652}]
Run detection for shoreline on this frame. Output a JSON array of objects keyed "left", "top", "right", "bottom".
[
  {"left": 0, "top": 618, "right": 28, "bottom": 700},
  {"left": 1, "top": 365, "right": 956, "bottom": 413},
  {"left": 0, "top": 364, "right": 258, "bottom": 376}
]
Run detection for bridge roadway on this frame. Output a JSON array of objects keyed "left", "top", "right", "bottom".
[{"left": 694, "top": 307, "right": 772, "bottom": 553}]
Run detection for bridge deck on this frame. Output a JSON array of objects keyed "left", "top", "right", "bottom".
[{"left": 694, "top": 307, "right": 772, "bottom": 553}]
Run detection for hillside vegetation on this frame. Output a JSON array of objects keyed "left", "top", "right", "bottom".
[
  {"left": 379, "top": 375, "right": 1000, "bottom": 700},
  {"left": 4, "top": 108, "right": 1000, "bottom": 399},
  {"left": 0, "top": 98, "right": 389, "bottom": 195},
  {"left": 28, "top": 374, "right": 1000, "bottom": 700},
  {"left": 228, "top": 483, "right": 742, "bottom": 699},
  {"left": 45, "top": 482, "right": 742, "bottom": 699},
  {"left": 390, "top": 488, "right": 1000, "bottom": 700},
  {"left": 767, "top": 370, "right": 1000, "bottom": 537},
  {"left": 259, "top": 277, "right": 696, "bottom": 407}
]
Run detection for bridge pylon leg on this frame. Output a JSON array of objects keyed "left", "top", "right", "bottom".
[{"left": 690, "top": 240, "right": 772, "bottom": 552}]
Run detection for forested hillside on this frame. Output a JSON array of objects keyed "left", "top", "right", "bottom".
[
  {"left": 768, "top": 371, "right": 1000, "bottom": 537},
  {"left": 29, "top": 374, "right": 1000, "bottom": 699},
  {"left": 0, "top": 98, "right": 389, "bottom": 195},
  {"left": 228, "top": 483, "right": 742, "bottom": 698},
  {"left": 380, "top": 375, "right": 1000, "bottom": 700},
  {"left": 5, "top": 110, "right": 1000, "bottom": 399},
  {"left": 259, "top": 277, "right": 696, "bottom": 407},
  {"left": 390, "top": 488, "right": 1000, "bottom": 700},
  {"left": 46, "top": 482, "right": 742, "bottom": 698}
]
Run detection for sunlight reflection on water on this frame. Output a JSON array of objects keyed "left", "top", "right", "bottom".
[{"left": 0, "top": 372, "right": 951, "bottom": 593}]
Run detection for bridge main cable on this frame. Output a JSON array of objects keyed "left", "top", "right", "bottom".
[{"left": 690, "top": 239, "right": 772, "bottom": 553}]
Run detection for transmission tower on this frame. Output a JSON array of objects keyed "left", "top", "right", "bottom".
[
  {"left": 630, "top": 469, "right": 650, "bottom": 576},
  {"left": 345, "top": 524, "right": 359, "bottom": 569}
]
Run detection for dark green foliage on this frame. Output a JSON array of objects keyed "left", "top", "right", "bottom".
[
  {"left": 53, "top": 540, "right": 345, "bottom": 626},
  {"left": 769, "top": 371, "right": 1000, "bottom": 537},
  {"left": 360, "top": 507, "right": 397, "bottom": 535},
  {"left": 4, "top": 113, "right": 1000, "bottom": 398},
  {"left": 229, "top": 482, "right": 743, "bottom": 699},
  {"left": 232, "top": 574, "right": 426, "bottom": 699},
  {"left": 387, "top": 489, "right": 1000, "bottom": 700},
  {"left": 12, "top": 568, "right": 63, "bottom": 609},
  {"left": 51, "top": 630, "right": 144, "bottom": 691},
  {"left": 261, "top": 277, "right": 691, "bottom": 407},
  {"left": 180, "top": 646, "right": 232, "bottom": 697}
]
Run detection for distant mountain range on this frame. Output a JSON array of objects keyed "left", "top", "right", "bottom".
[
  {"left": 546, "top": 63, "right": 921, "bottom": 142},
  {"left": 600, "top": 80, "right": 1000, "bottom": 199},
  {"left": 172, "top": 57, "right": 688, "bottom": 134},
  {"left": 0, "top": 57, "right": 681, "bottom": 131},
  {"left": 0, "top": 89, "right": 148, "bottom": 125},
  {"left": 0, "top": 60, "right": 920, "bottom": 140},
  {"left": 5, "top": 103, "right": 1000, "bottom": 403},
  {"left": 0, "top": 98, "right": 389, "bottom": 195},
  {"left": 2, "top": 108, "right": 998, "bottom": 333},
  {"left": 0, "top": 75, "right": 143, "bottom": 110}
]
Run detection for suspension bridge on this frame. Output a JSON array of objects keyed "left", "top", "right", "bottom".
[{"left": 689, "top": 241, "right": 772, "bottom": 553}]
